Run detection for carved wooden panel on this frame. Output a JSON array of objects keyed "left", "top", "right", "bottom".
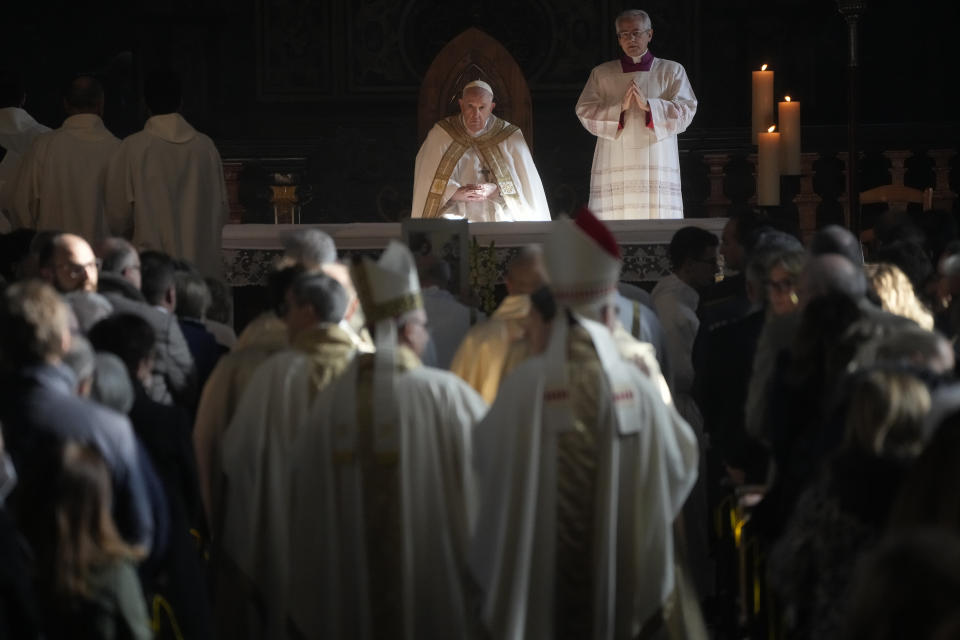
[
  {"left": 418, "top": 28, "right": 533, "bottom": 148},
  {"left": 257, "top": 0, "right": 334, "bottom": 99}
]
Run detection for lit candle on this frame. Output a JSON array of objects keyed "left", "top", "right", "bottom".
[
  {"left": 778, "top": 96, "right": 801, "bottom": 175},
  {"left": 752, "top": 64, "right": 774, "bottom": 144},
  {"left": 757, "top": 125, "right": 780, "bottom": 205}
]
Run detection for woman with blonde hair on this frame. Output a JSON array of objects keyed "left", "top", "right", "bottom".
[
  {"left": 866, "top": 262, "right": 934, "bottom": 330},
  {"left": 19, "top": 440, "right": 152, "bottom": 640},
  {"left": 769, "top": 370, "right": 930, "bottom": 639}
]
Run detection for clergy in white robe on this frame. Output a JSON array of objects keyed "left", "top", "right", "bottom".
[
  {"left": 7, "top": 76, "right": 119, "bottom": 242},
  {"left": 0, "top": 79, "right": 50, "bottom": 224},
  {"left": 412, "top": 80, "right": 550, "bottom": 221},
  {"left": 219, "top": 271, "right": 355, "bottom": 639},
  {"left": 450, "top": 245, "right": 547, "bottom": 403},
  {"left": 576, "top": 10, "right": 697, "bottom": 220},
  {"left": 104, "top": 70, "right": 228, "bottom": 278},
  {"left": 469, "top": 209, "right": 700, "bottom": 639},
  {"left": 286, "top": 241, "right": 487, "bottom": 640}
]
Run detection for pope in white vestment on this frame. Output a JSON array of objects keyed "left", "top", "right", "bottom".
[
  {"left": 469, "top": 209, "right": 701, "bottom": 639},
  {"left": 7, "top": 83, "right": 120, "bottom": 242},
  {"left": 104, "top": 72, "right": 228, "bottom": 278},
  {"left": 576, "top": 11, "right": 697, "bottom": 220},
  {"left": 286, "top": 241, "right": 487, "bottom": 640},
  {"left": 412, "top": 80, "right": 550, "bottom": 222}
]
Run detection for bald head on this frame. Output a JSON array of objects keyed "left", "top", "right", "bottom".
[
  {"left": 505, "top": 245, "right": 547, "bottom": 295},
  {"left": 798, "top": 253, "right": 867, "bottom": 307},
  {"left": 40, "top": 233, "right": 99, "bottom": 294},
  {"left": 63, "top": 75, "right": 104, "bottom": 116}
]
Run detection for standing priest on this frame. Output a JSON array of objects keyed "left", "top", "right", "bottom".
[
  {"left": 469, "top": 209, "right": 701, "bottom": 639},
  {"left": 412, "top": 80, "right": 550, "bottom": 221},
  {"left": 576, "top": 9, "right": 697, "bottom": 220},
  {"left": 286, "top": 241, "right": 487, "bottom": 639}
]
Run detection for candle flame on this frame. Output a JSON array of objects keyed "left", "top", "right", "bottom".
[
  {"left": 761, "top": 64, "right": 768, "bottom": 71},
  {"left": 785, "top": 95, "right": 791, "bottom": 102},
  {"left": 767, "top": 125, "right": 776, "bottom": 133}
]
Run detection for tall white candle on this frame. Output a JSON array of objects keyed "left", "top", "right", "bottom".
[
  {"left": 778, "top": 96, "right": 801, "bottom": 175},
  {"left": 757, "top": 125, "right": 780, "bottom": 205},
  {"left": 752, "top": 64, "right": 774, "bottom": 145}
]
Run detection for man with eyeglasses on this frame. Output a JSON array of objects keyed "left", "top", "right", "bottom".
[
  {"left": 576, "top": 9, "right": 697, "bottom": 220},
  {"left": 37, "top": 232, "right": 101, "bottom": 294}
]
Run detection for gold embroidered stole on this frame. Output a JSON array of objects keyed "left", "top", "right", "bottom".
[
  {"left": 421, "top": 115, "right": 522, "bottom": 218},
  {"left": 333, "top": 348, "right": 421, "bottom": 635}
]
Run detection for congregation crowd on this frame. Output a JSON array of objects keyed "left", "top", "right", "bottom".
[{"left": 3, "top": 60, "right": 960, "bottom": 640}]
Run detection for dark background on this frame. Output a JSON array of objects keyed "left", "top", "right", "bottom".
[{"left": 5, "top": 0, "right": 959, "bottom": 222}]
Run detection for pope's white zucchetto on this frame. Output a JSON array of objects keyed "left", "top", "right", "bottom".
[{"left": 462, "top": 80, "right": 494, "bottom": 98}]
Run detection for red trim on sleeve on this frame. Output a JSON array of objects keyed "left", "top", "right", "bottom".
[{"left": 645, "top": 111, "right": 653, "bottom": 129}]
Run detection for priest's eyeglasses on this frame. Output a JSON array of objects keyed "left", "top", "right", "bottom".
[
  {"left": 57, "top": 258, "right": 101, "bottom": 280},
  {"left": 618, "top": 29, "right": 651, "bottom": 41}
]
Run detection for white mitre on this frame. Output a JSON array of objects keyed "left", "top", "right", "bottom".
[
  {"left": 349, "top": 241, "right": 424, "bottom": 452},
  {"left": 544, "top": 206, "right": 622, "bottom": 309},
  {"left": 351, "top": 240, "right": 423, "bottom": 324}
]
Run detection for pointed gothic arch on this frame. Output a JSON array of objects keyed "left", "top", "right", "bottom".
[{"left": 418, "top": 28, "right": 534, "bottom": 150}]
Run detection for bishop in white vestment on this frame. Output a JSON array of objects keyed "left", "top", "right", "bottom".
[
  {"left": 412, "top": 80, "right": 550, "bottom": 222},
  {"left": 450, "top": 245, "right": 547, "bottom": 403},
  {"left": 104, "top": 71, "right": 228, "bottom": 278},
  {"left": 6, "top": 76, "right": 119, "bottom": 242},
  {"left": 219, "top": 271, "right": 356, "bottom": 638},
  {"left": 286, "top": 241, "right": 487, "bottom": 640},
  {"left": 576, "top": 10, "right": 697, "bottom": 220},
  {"left": 469, "top": 209, "right": 701, "bottom": 639}
]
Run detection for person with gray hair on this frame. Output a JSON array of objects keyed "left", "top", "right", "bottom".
[
  {"left": 411, "top": 79, "right": 550, "bottom": 221},
  {"left": 175, "top": 269, "right": 225, "bottom": 391},
  {"left": 279, "top": 228, "right": 337, "bottom": 269},
  {"left": 90, "top": 352, "right": 136, "bottom": 414},
  {"left": 62, "top": 333, "right": 96, "bottom": 397},
  {"left": 5, "top": 75, "right": 120, "bottom": 242},
  {"left": 64, "top": 290, "right": 114, "bottom": 334},
  {"left": 217, "top": 270, "right": 360, "bottom": 637},
  {"left": 576, "top": 8, "right": 697, "bottom": 220},
  {"left": 97, "top": 237, "right": 142, "bottom": 293}
]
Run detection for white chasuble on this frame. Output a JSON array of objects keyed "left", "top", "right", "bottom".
[
  {"left": 219, "top": 350, "right": 315, "bottom": 637},
  {"left": 286, "top": 350, "right": 487, "bottom": 640},
  {"left": 6, "top": 114, "right": 119, "bottom": 242},
  {"left": 469, "top": 315, "right": 699, "bottom": 639},
  {"left": 576, "top": 58, "right": 697, "bottom": 220},
  {"left": 411, "top": 115, "right": 551, "bottom": 222},
  {"left": 0, "top": 107, "right": 50, "bottom": 219},
  {"left": 104, "top": 113, "right": 228, "bottom": 278}
]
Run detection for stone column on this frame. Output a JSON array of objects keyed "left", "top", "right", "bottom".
[
  {"left": 703, "top": 153, "right": 732, "bottom": 217},
  {"left": 882, "top": 149, "right": 912, "bottom": 186},
  {"left": 928, "top": 148, "right": 958, "bottom": 211},
  {"left": 793, "top": 152, "right": 822, "bottom": 243}
]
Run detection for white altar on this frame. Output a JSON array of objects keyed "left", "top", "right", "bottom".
[{"left": 221, "top": 219, "right": 727, "bottom": 288}]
